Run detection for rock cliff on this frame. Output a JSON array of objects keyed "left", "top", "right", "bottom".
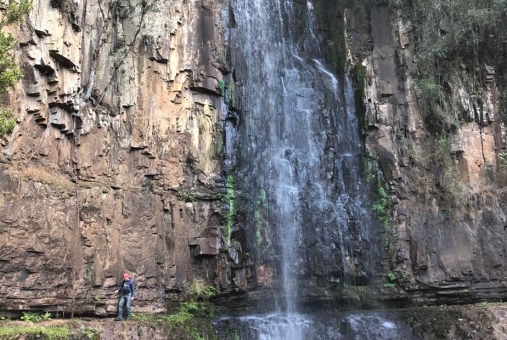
[
  {"left": 345, "top": 0, "right": 507, "bottom": 304},
  {"left": 0, "top": 0, "right": 240, "bottom": 315},
  {"left": 1, "top": 0, "right": 507, "bottom": 317}
]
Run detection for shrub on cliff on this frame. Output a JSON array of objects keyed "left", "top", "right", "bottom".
[
  {"left": 0, "top": 107, "right": 15, "bottom": 136},
  {"left": 390, "top": 0, "right": 507, "bottom": 71},
  {"left": 386, "top": 0, "right": 507, "bottom": 134},
  {"left": 0, "top": 30, "right": 22, "bottom": 92},
  {"left": 0, "top": 0, "right": 31, "bottom": 92},
  {"left": 0, "top": 0, "right": 32, "bottom": 137}
]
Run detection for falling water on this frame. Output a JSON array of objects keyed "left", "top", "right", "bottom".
[
  {"left": 215, "top": 312, "right": 421, "bottom": 340},
  {"left": 223, "top": 0, "right": 404, "bottom": 338}
]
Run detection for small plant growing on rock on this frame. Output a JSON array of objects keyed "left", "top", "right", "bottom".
[
  {"left": 256, "top": 230, "right": 263, "bottom": 245},
  {"left": 0, "top": 325, "right": 69, "bottom": 339},
  {"left": 131, "top": 283, "right": 219, "bottom": 340},
  {"left": 216, "top": 80, "right": 225, "bottom": 95},
  {"left": 20, "top": 312, "right": 51, "bottom": 323},
  {"left": 177, "top": 190, "right": 196, "bottom": 202},
  {"left": 0, "top": 108, "right": 16, "bottom": 137},
  {"left": 498, "top": 152, "right": 507, "bottom": 166},
  {"left": 80, "top": 326, "right": 101, "bottom": 340},
  {"left": 0, "top": 0, "right": 32, "bottom": 138},
  {"left": 383, "top": 271, "right": 397, "bottom": 289},
  {"left": 188, "top": 279, "right": 219, "bottom": 302},
  {"left": 0, "top": 0, "right": 31, "bottom": 92}
]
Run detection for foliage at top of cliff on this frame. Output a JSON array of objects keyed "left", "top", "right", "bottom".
[
  {"left": 395, "top": 0, "right": 507, "bottom": 72},
  {"left": 386, "top": 0, "right": 507, "bottom": 133},
  {"left": 0, "top": 0, "right": 31, "bottom": 93},
  {"left": 0, "top": 0, "right": 31, "bottom": 137}
]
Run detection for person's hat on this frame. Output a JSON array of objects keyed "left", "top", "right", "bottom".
[{"left": 123, "top": 273, "right": 130, "bottom": 279}]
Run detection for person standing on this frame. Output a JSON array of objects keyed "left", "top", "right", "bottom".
[{"left": 114, "top": 273, "right": 135, "bottom": 321}]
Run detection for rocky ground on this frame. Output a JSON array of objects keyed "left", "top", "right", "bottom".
[
  {"left": 0, "top": 315, "right": 216, "bottom": 340},
  {"left": 404, "top": 303, "right": 507, "bottom": 340},
  {"left": 1, "top": 303, "right": 507, "bottom": 339}
]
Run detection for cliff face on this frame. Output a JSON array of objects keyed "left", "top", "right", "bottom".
[
  {"left": 345, "top": 1, "right": 507, "bottom": 303},
  {"left": 1, "top": 0, "right": 507, "bottom": 316},
  {"left": 0, "top": 0, "right": 242, "bottom": 315}
]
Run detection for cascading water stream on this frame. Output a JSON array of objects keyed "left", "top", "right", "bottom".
[{"left": 221, "top": 0, "right": 414, "bottom": 338}]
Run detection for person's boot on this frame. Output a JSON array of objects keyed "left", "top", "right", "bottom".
[{"left": 114, "top": 317, "right": 122, "bottom": 321}]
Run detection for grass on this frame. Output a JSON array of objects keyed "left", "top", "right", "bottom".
[
  {"left": 131, "top": 306, "right": 217, "bottom": 340},
  {"left": 0, "top": 325, "right": 69, "bottom": 340}
]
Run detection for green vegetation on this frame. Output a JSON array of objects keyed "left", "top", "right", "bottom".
[
  {"left": 255, "top": 230, "right": 262, "bottom": 245},
  {"left": 224, "top": 174, "right": 235, "bottom": 246},
  {"left": 390, "top": 0, "right": 507, "bottom": 72},
  {"left": 188, "top": 279, "right": 219, "bottom": 302},
  {"left": 227, "top": 83, "right": 236, "bottom": 108},
  {"left": 131, "top": 280, "right": 218, "bottom": 340},
  {"left": 214, "top": 133, "right": 223, "bottom": 156},
  {"left": 215, "top": 138, "right": 223, "bottom": 155},
  {"left": 216, "top": 80, "right": 225, "bottom": 95},
  {"left": 0, "top": 325, "right": 69, "bottom": 340},
  {"left": 79, "top": 327, "right": 101, "bottom": 340},
  {"left": 84, "top": 265, "right": 94, "bottom": 285},
  {"left": 386, "top": 0, "right": 507, "bottom": 134},
  {"left": 178, "top": 190, "right": 196, "bottom": 202},
  {"left": 414, "top": 76, "right": 442, "bottom": 101},
  {"left": 384, "top": 271, "right": 396, "bottom": 287},
  {"left": 372, "top": 180, "right": 393, "bottom": 252},
  {"left": 20, "top": 312, "right": 52, "bottom": 323},
  {"left": 0, "top": 0, "right": 32, "bottom": 137},
  {"left": 132, "top": 310, "right": 217, "bottom": 340},
  {"left": 211, "top": 127, "right": 224, "bottom": 157},
  {"left": 0, "top": 313, "right": 68, "bottom": 340},
  {"left": 499, "top": 152, "right": 507, "bottom": 166},
  {"left": 387, "top": 272, "right": 396, "bottom": 282},
  {"left": 353, "top": 63, "right": 367, "bottom": 128},
  {"left": 0, "top": 0, "right": 32, "bottom": 30},
  {"left": 372, "top": 181, "right": 391, "bottom": 225},
  {"left": 254, "top": 210, "right": 261, "bottom": 222},
  {"left": 364, "top": 153, "right": 396, "bottom": 252},
  {"left": 255, "top": 189, "right": 267, "bottom": 209},
  {"left": 0, "top": 0, "right": 31, "bottom": 92},
  {"left": 0, "top": 108, "right": 16, "bottom": 137}
]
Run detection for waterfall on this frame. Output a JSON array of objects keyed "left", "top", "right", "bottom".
[
  {"left": 221, "top": 0, "right": 406, "bottom": 338},
  {"left": 231, "top": 0, "right": 373, "bottom": 299}
]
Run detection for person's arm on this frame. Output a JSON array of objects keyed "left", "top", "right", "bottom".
[
  {"left": 130, "top": 280, "right": 135, "bottom": 299},
  {"left": 114, "top": 283, "right": 122, "bottom": 294}
]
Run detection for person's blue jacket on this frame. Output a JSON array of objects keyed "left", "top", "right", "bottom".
[{"left": 117, "top": 278, "right": 135, "bottom": 297}]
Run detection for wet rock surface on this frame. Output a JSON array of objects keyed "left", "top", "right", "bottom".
[{"left": 214, "top": 303, "right": 507, "bottom": 340}]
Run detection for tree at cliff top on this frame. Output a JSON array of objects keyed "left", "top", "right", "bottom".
[
  {"left": 0, "top": 0, "right": 31, "bottom": 137},
  {"left": 389, "top": 0, "right": 507, "bottom": 132}
]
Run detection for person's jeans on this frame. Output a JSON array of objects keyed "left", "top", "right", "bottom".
[{"left": 117, "top": 293, "right": 132, "bottom": 319}]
